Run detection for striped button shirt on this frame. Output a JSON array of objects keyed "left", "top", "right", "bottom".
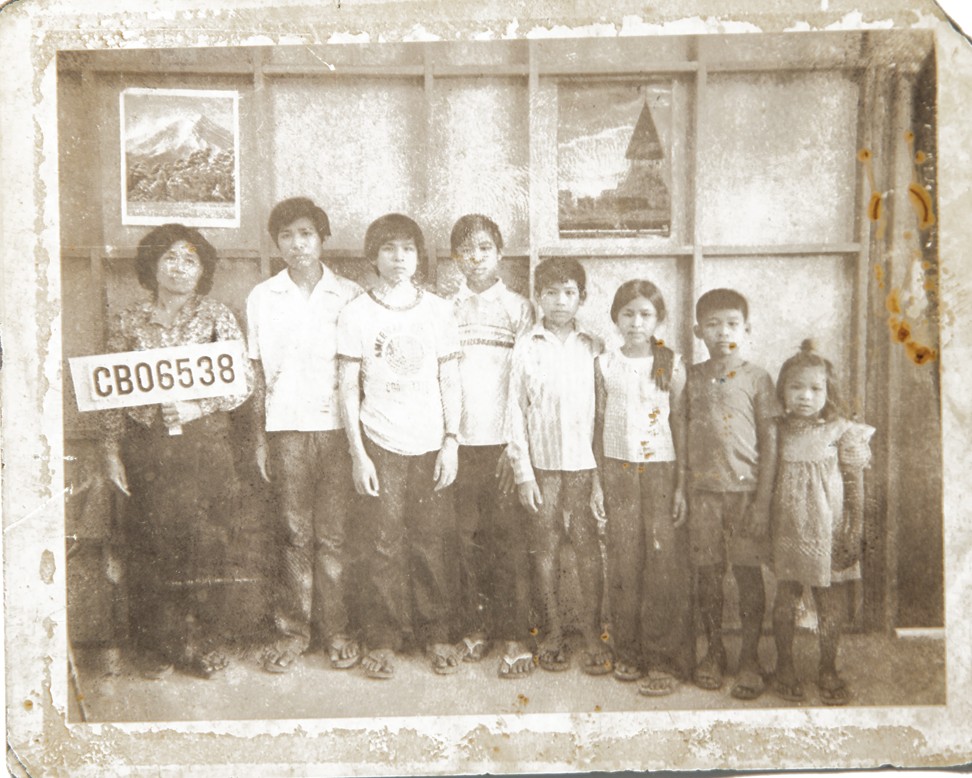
[
  {"left": 454, "top": 279, "right": 534, "bottom": 446},
  {"left": 506, "top": 321, "right": 602, "bottom": 484}
]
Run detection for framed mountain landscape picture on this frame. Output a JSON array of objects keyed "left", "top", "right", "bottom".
[
  {"left": 558, "top": 80, "right": 673, "bottom": 238},
  {"left": 120, "top": 87, "right": 240, "bottom": 227}
]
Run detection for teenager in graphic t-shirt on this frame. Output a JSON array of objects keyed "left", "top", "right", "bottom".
[{"left": 337, "top": 213, "right": 463, "bottom": 680}]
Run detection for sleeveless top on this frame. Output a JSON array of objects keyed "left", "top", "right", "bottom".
[{"left": 598, "top": 347, "right": 682, "bottom": 463}]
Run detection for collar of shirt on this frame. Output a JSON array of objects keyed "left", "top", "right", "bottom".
[
  {"left": 527, "top": 318, "right": 590, "bottom": 345},
  {"left": 267, "top": 262, "right": 343, "bottom": 297},
  {"left": 454, "top": 276, "right": 507, "bottom": 304},
  {"left": 143, "top": 294, "right": 203, "bottom": 330}
]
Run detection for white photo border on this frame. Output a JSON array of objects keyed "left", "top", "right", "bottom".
[{"left": 3, "top": 1, "right": 971, "bottom": 774}]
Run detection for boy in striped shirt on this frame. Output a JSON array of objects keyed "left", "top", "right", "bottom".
[
  {"left": 507, "top": 257, "right": 612, "bottom": 675},
  {"left": 450, "top": 214, "right": 535, "bottom": 678}
]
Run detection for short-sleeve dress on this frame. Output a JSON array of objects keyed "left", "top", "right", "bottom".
[{"left": 772, "top": 416, "right": 875, "bottom": 587}]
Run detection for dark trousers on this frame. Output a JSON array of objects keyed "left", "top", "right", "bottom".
[
  {"left": 121, "top": 414, "right": 238, "bottom": 662},
  {"left": 358, "top": 436, "right": 455, "bottom": 649},
  {"left": 604, "top": 459, "right": 694, "bottom": 678},
  {"left": 267, "top": 429, "right": 354, "bottom": 650},
  {"left": 455, "top": 445, "right": 532, "bottom": 642},
  {"left": 529, "top": 469, "right": 602, "bottom": 643}
]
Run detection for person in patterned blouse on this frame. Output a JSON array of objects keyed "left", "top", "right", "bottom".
[{"left": 103, "top": 223, "right": 253, "bottom": 681}]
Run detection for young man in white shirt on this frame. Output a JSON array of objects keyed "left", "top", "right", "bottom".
[{"left": 246, "top": 197, "right": 362, "bottom": 674}]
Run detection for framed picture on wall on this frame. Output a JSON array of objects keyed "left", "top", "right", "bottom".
[
  {"left": 120, "top": 87, "right": 240, "bottom": 228},
  {"left": 558, "top": 80, "right": 673, "bottom": 238}
]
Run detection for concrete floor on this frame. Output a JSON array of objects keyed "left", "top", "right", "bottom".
[{"left": 70, "top": 632, "right": 945, "bottom": 722}]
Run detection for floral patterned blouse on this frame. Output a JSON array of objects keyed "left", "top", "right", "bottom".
[{"left": 103, "top": 295, "right": 253, "bottom": 449}]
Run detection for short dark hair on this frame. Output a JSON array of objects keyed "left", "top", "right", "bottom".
[
  {"left": 268, "top": 197, "right": 331, "bottom": 247},
  {"left": 364, "top": 213, "right": 426, "bottom": 265},
  {"left": 776, "top": 339, "right": 844, "bottom": 421},
  {"left": 695, "top": 288, "right": 749, "bottom": 323},
  {"left": 534, "top": 257, "right": 586, "bottom": 298},
  {"left": 135, "top": 223, "right": 218, "bottom": 296},
  {"left": 449, "top": 213, "right": 504, "bottom": 254}
]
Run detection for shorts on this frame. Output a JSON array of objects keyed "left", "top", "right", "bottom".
[{"left": 688, "top": 490, "right": 769, "bottom": 568}]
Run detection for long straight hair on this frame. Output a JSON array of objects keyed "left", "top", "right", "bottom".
[{"left": 610, "top": 279, "right": 674, "bottom": 391}]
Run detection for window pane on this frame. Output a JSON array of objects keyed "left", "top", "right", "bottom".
[
  {"left": 700, "top": 255, "right": 855, "bottom": 390},
  {"left": 270, "top": 78, "right": 424, "bottom": 250},
  {"left": 574, "top": 256, "right": 687, "bottom": 355},
  {"left": 427, "top": 77, "right": 529, "bottom": 250},
  {"left": 699, "top": 72, "right": 859, "bottom": 246}
]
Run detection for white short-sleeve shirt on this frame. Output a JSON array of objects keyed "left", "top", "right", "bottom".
[
  {"left": 337, "top": 288, "right": 461, "bottom": 456},
  {"left": 246, "top": 264, "right": 362, "bottom": 432}
]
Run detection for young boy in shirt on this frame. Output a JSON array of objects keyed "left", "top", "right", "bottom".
[
  {"left": 246, "top": 197, "right": 363, "bottom": 673},
  {"left": 686, "top": 288, "right": 778, "bottom": 699},
  {"left": 507, "top": 257, "right": 612, "bottom": 675},
  {"left": 449, "top": 214, "right": 535, "bottom": 678},
  {"left": 337, "top": 213, "right": 463, "bottom": 679}
]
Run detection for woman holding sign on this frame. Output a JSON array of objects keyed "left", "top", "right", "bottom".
[{"left": 103, "top": 223, "right": 252, "bottom": 680}]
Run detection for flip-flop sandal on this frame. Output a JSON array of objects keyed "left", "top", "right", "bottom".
[
  {"left": 731, "top": 669, "right": 766, "bottom": 700},
  {"left": 428, "top": 644, "right": 462, "bottom": 675},
  {"left": 458, "top": 635, "right": 489, "bottom": 663},
  {"left": 538, "top": 647, "right": 570, "bottom": 672},
  {"left": 262, "top": 646, "right": 300, "bottom": 675},
  {"left": 498, "top": 651, "right": 535, "bottom": 679},
  {"left": 180, "top": 650, "right": 229, "bottom": 680},
  {"left": 140, "top": 659, "right": 174, "bottom": 680},
  {"left": 818, "top": 676, "right": 850, "bottom": 706},
  {"left": 613, "top": 661, "right": 642, "bottom": 682},
  {"left": 580, "top": 649, "right": 614, "bottom": 676},
  {"left": 693, "top": 653, "right": 724, "bottom": 690},
  {"left": 772, "top": 677, "right": 806, "bottom": 702},
  {"left": 328, "top": 636, "right": 361, "bottom": 670},
  {"left": 638, "top": 669, "right": 680, "bottom": 697},
  {"left": 362, "top": 649, "right": 395, "bottom": 680}
]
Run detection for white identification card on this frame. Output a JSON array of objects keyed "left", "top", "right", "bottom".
[{"left": 69, "top": 340, "right": 247, "bottom": 412}]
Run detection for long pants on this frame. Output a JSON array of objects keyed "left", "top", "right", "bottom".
[
  {"left": 455, "top": 445, "right": 532, "bottom": 642},
  {"left": 267, "top": 429, "right": 354, "bottom": 650},
  {"left": 357, "top": 436, "right": 455, "bottom": 649},
  {"left": 604, "top": 459, "right": 694, "bottom": 678},
  {"left": 529, "top": 469, "right": 602, "bottom": 644},
  {"left": 121, "top": 413, "right": 238, "bottom": 662}
]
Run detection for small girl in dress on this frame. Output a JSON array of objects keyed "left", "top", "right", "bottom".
[
  {"left": 771, "top": 339, "right": 875, "bottom": 706},
  {"left": 592, "top": 279, "right": 693, "bottom": 697}
]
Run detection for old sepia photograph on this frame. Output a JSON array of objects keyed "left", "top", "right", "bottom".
[
  {"left": 57, "top": 28, "right": 945, "bottom": 723},
  {"left": 5, "top": 0, "right": 972, "bottom": 773}
]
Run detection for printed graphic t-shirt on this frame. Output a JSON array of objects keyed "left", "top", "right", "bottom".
[{"left": 337, "top": 288, "right": 461, "bottom": 456}]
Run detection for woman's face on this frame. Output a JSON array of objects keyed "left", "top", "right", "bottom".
[{"left": 156, "top": 240, "right": 203, "bottom": 296}]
